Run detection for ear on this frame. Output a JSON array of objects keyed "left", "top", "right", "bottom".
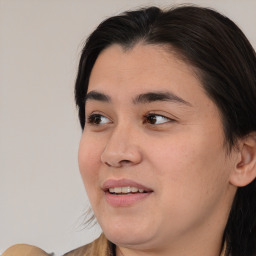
[{"left": 229, "top": 132, "right": 256, "bottom": 187}]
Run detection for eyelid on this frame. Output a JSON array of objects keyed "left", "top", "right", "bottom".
[{"left": 145, "top": 111, "right": 177, "bottom": 121}]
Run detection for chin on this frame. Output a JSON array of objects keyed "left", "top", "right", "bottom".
[
  {"left": 100, "top": 218, "right": 156, "bottom": 248},
  {"left": 106, "top": 231, "right": 152, "bottom": 249}
]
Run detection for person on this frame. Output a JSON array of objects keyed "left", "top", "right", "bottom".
[{"left": 3, "top": 4, "right": 256, "bottom": 256}]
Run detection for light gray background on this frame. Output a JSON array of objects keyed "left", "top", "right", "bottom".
[{"left": 1, "top": 0, "right": 256, "bottom": 255}]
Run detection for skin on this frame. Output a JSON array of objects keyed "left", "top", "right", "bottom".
[{"left": 78, "top": 43, "right": 239, "bottom": 256}]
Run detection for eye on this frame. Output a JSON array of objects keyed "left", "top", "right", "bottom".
[
  {"left": 87, "top": 113, "right": 111, "bottom": 125},
  {"left": 143, "top": 114, "right": 172, "bottom": 125}
]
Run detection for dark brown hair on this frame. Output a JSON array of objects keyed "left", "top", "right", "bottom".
[{"left": 75, "top": 5, "right": 256, "bottom": 256}]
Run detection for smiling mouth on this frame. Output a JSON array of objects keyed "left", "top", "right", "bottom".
[
  {"left": 108, "top": 186, "right": 147, "bottom": 195},
  {"left": 104, "top": 181, "right": 152, "bottom": 206}
]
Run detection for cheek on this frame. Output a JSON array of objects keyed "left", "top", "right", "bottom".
[
  {"left": 149, "top": 136, "right": 231, "bottom": 231},
  {"left": 78, "top": 133, "right": 102, "bottom": 189},
  {"left": 151, "top": 131, "right": 228, "bottom": 199}
]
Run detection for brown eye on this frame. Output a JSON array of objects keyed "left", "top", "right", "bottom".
[
  {"left": 144, "top": 114, "right": 171, "bottom": 125},
  {"left": 87, "top": 114, "right": 110, "bottom": 125},
  {"left": 147, "top": 115, "right": 157, "bottom": 124}
]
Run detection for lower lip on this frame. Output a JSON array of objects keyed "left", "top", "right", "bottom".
[{"left": 105, "top": 192, "right": 152, "bottom": 207}]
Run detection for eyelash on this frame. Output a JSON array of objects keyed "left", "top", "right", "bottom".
[{"left": 86, "top": 113, "right": 174, "bottom": 126}]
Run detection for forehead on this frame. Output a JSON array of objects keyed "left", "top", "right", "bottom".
[
  {"left": 89, "top": 43, "right": 196, "bottom": 87},
  {"left": 88, "top": 43, "right": 208, "bottom": 107}
]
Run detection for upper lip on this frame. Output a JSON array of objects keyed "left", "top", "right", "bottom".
[{"left": 102, "top": 179, "right": 153, "bottom": 192}]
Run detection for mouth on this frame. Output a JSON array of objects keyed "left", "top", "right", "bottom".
[
  {"left": 108, "top": 186, "right": 148, "bottom": 195},
  {"left": 102, "top": 179, "right": 153, "bottom": 207}
]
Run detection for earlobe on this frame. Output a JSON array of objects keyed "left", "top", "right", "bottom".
[{"left": 229, "top": 132, "right": 256, "bottom": 187}]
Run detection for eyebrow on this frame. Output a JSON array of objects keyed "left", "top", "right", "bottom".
[
  {"left": 85, "top": 90, "right": 191, "bottom": 106},
  {"left": 85, "top": 90, "right": 111, "bottom": 103},
  {"left": 133, "top": 91, "right": 191, "bottom": 106}
]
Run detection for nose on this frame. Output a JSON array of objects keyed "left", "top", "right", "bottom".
[{"left": 100, "top": 126, "right": 142, "bottom": 168}]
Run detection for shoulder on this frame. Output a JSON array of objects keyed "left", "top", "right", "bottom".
[
  {"left": 64, "top": 233, "right": 114, "bottom": 256},
  {"left": 2, "top": 244, "right": 51, "bottom": 256}
]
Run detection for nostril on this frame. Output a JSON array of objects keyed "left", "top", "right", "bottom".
[
  {"left": 105, "top": 162, "right": 112, "bottom": 167},
  {"left": 120, "top": 160, "right": 131, "bottom": 165},
  {"left": 103, "top": 160, "right": 131, "bottom": 168}
]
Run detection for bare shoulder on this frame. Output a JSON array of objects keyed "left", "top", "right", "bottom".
[{"left": 2, "top": 244, "right": 51, "bottom": 256}]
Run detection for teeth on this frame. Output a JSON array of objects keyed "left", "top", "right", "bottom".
[
  {"left": 131, "top": 187, "right": 139, "bottom": 193},
  {"left": 109, "top": 186, "right": 145, "bottom": 194},
  {"left": 121, "top": 187, "right": 131, "bottom": 193}
]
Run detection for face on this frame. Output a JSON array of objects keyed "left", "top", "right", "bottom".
[{"left": 78, "top": 44, "right": 237, "bottom": 253}]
